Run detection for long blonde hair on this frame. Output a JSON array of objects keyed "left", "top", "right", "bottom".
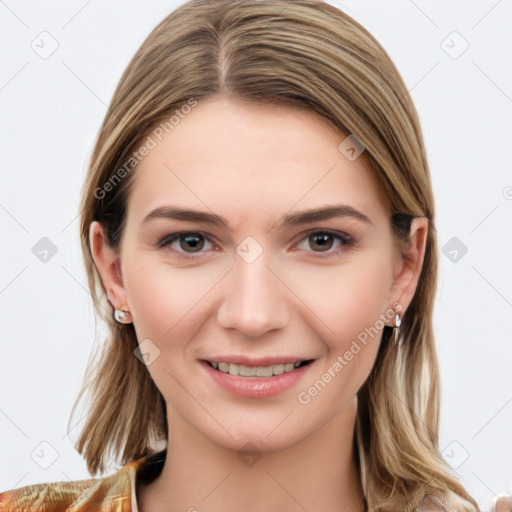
[{"left": 70, "top": 1, "right": 479, "bottom": 510}]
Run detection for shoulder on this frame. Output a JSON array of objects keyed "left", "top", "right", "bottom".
[
  {"left": 0, "top": 455, "right": 149, "bottom": 512},
  {"left": 0, "top": 476, "right": 98, "bottom": 512}
]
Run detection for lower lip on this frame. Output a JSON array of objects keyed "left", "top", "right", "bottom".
[{"left": 201, "top": 361, "right": 313, "bottom": 398}]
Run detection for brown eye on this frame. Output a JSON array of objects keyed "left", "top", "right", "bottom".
[
  {"left": 296, "top": 230, "right": 354, "bottom": 257},
  {"left": 178, "top": 233, "right": 204, "bottom": 252},
  {"left": 159, "top": 231, "right": 214, "bottom": 257},
  {"left": 308, "top": 232, "right": 334, "bottom": 252}
]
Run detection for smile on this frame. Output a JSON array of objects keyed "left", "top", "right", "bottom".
[
  {"left": 205, "top": 360, "right": 313, "bottom": 378},
  {"left": 201, "top": 356, "right": 316, "bottom": 397}
]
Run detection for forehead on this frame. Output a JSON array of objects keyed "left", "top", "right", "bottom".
[{"left": 125, "top": 96, "right": 388, "bottom": 231}]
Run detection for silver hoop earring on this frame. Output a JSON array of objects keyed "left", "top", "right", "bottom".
[
  {"left": 114, "top": 308, "right": 132, "bottom": 324},
  {"left": 393, "top": 313, "right": 402, "bottom": 345}
]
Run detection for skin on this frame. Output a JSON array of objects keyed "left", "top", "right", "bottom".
[{"left": 90, "top": 96, "right": 428, "bottom": 512}]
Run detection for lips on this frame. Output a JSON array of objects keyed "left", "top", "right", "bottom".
[{"left": 200, "top": 357, "right": 315, "bottom": 398}]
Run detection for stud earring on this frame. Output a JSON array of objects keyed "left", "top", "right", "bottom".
[{"left": 114, "top": 307, "right": 132, "bottom": 324}]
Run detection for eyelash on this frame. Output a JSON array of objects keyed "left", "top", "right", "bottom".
[{"left": 157, "top": 230, "right": 355, "bottom": 260}]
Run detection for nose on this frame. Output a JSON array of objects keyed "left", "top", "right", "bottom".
[{"left": 216, "top": 249, "right": 290, "bottom": 339}]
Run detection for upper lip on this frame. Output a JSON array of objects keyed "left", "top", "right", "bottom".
[{"left": 201, "top": 355, "right": 314, "bottom": 366}]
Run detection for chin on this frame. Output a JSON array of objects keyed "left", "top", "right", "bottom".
[{"left": 199, "top": 416, "right": 311, "bottom": 455}]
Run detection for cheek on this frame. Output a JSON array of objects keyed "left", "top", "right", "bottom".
[
  {"left": 292, "top": 257, "right": 393, "bottom": 410},
  {"left": 288, "top": 251, "right": 394, "bottom": 348},
  {"left": 124, "top": 258, "right": 223, "bottom": 344},
  {"left": 124, "top": 260, "right": 189, "bottom": 339},
  {"left": 123, "top": 261, "right": 211, "bottom": 399}
]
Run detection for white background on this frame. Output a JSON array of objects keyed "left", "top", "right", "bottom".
[{"left": 1, "top": 1, "right": 511, "bottom": 510}]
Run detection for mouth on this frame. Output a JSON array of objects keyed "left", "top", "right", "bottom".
[
  {"left": 201, "top": 357, "right": 316, "bottom": 398},
  {"left": 203, "top": 359, "right": 314, "bottom": 378}
]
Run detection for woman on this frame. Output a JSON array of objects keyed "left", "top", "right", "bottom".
[{"left": 0, "top": 0, "right": 498, "bottom": 510}]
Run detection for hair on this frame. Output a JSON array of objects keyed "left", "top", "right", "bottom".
[{"left": 70, "top": 1, "right": 479, "bottom": 510}]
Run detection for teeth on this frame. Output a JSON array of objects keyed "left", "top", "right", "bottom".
[
  {"left": 256, "top": 366, "right": 273, "bottom": 377},
  {"left": 239, "top": 365, "right": 256, "bottom": 377},
  {"left": 273, "top": 363, "right": 284, "bottom": 375},
  {"left": 211, "top": 360, "right": 306, "bottom": 377}
]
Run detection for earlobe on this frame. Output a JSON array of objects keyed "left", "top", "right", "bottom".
[{"left": 89, "top": 221, "right": 129, "bottom": 312}]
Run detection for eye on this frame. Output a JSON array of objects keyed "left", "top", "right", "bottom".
[
  {"left": 158, "top": 231, "right": 215, "bottom": 258},
  {"left": 296, "top": 230, "right": 354, "bottom": 256}
]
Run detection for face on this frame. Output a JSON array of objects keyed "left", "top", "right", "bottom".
[{"left": 102, "top": 96, "right": 409, "bottom": 453}]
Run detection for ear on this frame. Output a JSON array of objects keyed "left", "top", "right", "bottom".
[
  {"left": 387, "top": 217, "right": 429, "bottom": 321},
  {"left": 89, "top": 221, "right": 129, "bottom": 312}
]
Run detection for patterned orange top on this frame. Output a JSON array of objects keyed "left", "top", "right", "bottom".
[
  {"left": 0, "top": 448, "right": 464, "bottom": 511},
  {"left": 0, "top": 450, "right": 166, "bottom": 512}
]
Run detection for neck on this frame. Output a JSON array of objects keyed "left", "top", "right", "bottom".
[{"left": 138, "top": 398, "right": 365, "bottom": 512}]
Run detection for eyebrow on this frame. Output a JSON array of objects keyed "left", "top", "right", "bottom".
[{"left": 141, "top": 204, "right": 373, "bottom": 228}]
